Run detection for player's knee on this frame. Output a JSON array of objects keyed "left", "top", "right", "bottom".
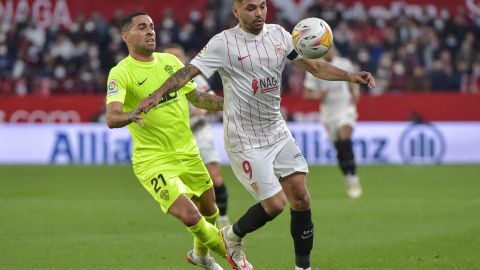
[
  {"left": 212, "top": 175, "right": 224, "bottom": 187},
  {"left": 262, "top": 197, "right": 286, "bottom": 217},
  {"left": 180, "top": 209, "right": 203, "bottom": 227},
  {"left": 291, "top": 192, "right": 311, "bottom": 211}
]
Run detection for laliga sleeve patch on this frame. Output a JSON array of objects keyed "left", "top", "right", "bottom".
[
  {"left": 107, "top": 80, "right": 119, "bottom": 96},
  {"left": 198, "top": 45, "right": 208, "bottom": 57}
]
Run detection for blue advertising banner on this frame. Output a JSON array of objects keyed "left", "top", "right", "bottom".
[{"left": 1, "top": 122, "right": 479, "bottom": 165}]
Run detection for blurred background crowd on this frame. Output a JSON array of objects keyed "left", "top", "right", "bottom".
[{"left": 0, "top": 0, "right": 479, "bottom": 97}]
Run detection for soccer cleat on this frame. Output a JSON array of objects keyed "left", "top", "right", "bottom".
[
  {"left": 345, "top": 174, "right": 362, "bottom": 199},
  {"left": 220, "top": 225, "right": 254, "bottom": 270},
  {"left": 295, "top": 267, "right": 311, "bottom": 270},
  {"left": 186, "top": 250, "right": 224, "bottom": 270},
  {"left": 217, "top": 215, "right": 231, "bottom": 228}
]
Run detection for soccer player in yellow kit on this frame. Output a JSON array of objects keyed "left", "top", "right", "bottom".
[{"left": 105, "top": 12, "right": 226, "bottom": 270}]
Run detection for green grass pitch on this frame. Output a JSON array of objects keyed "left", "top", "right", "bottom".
[{"left": 1, "top": 165, "right": 479, "bottom": 270}]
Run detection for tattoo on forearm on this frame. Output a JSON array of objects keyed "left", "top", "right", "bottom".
[
  {"left": 189, "top": 91, "right": 223, "bottom": 111},
  {"left": 154, "top": 64, "right": 199, "bottom": 99}
]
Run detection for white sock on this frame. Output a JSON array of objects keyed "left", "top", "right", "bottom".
[{"left": 227, "top": 226, "right": 242, "bottom": 242}]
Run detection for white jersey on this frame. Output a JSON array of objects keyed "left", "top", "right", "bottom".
[
  {"left": 303, "top": 56, "right": 357, "bottom": 119},
  {"left": 190, "top": 24, "right": 301, "bottom": 152}
]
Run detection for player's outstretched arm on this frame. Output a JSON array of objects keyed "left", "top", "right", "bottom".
[
  {"left": 294, "top": 58, "right": 376, "bottom": 88},
  {"left": 186, "top": 89, "right": 224, "bottom": 112},
  {"left": 135, "top": 64, "right": 201, "bottom": 113},
  {"left": 106, "top": 102, "right": 143, "bottom": 128}
]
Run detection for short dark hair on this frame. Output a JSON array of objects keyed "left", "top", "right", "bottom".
[
  {"left": 119, "top": 12, "right": 147, "bottom": 33},
  {"left": 158, "top": 43, "right": 184, "bottom": 52}
]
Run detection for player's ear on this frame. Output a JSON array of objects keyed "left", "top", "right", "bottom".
[
  {"left": 122, "top": 32, "right": 129, "bottom": 44},
  {"left": 232, "top": 6, "right": 239, "bottom": 19}
]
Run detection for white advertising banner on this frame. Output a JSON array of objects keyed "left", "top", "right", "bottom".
[{"left": 0, "top": 122, "right": 479, "bottom": 165}]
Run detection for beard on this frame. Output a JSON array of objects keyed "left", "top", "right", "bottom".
[
  {"left": 137, "top": 43, "right": 156, "bottom": 56},
  {"left": 245, "top": 19, "right": 264, "bottom": 34}
]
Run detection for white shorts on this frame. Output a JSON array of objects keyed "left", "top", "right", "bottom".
[
  {"left": 194, "top": 124, "right": 220, "bottom": 164},
  {"left": 321, "top": 107, "right": 357, "bottom": 141},
  {"left": 227, "top": 136, "right": 309, "bottom": 201}
]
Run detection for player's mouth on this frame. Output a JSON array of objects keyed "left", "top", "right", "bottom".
[
  {"left": 254, "top": 19, "right": 263, "bottom": 27},
  {"left": 146, "top": 38, "right": 155, "bottom": 44}
]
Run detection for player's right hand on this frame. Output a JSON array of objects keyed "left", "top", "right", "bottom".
[
  {"left": 351, "top": 71, "right": 376, "bottom": 88},
  {"left": 135, "top": 96, "right": 158, "bottom": 114}
]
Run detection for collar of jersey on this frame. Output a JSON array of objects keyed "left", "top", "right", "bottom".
[
  {"left": 235, "top": 24, "right": 266, "bottom": 39},
  {"left": 127, "top": 54, "right": 158, "bottom": 67}
]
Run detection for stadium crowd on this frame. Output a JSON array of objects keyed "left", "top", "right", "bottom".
[{"left": 0, "top": 1, "right": 479, "bottom": 96}]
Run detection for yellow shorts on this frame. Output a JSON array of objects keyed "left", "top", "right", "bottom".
[{"left": 133, "top": 154, "right": 212, "bottom": 213}]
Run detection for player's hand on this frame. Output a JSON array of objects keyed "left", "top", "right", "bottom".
[
  {"left": 191, "top": 107, "right": 207, "bottom": 117},
  {"left": 135, "top": 96, "right": 158, "bottom": 114},
  {"left": 350, "top": 71, "right": 376, "bottom": 88},
  {"left": 128, "top": 111, "right": 144, "bottom": 127}
]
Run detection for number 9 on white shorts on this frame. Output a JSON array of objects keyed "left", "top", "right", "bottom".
[{"left": 227, "top": 136, "right": 309, "bottom": 201}]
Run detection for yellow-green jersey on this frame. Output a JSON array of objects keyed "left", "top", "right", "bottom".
[{"left": 106, "top": 53, "right": 198, "bottom": 171}]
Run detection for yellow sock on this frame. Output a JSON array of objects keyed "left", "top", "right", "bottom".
[
  {"left": 187, "top": 214, "right": 226, "bottom": 258},
  {"left": 193, "top": 208, "right": 219, "bottom": 256}
]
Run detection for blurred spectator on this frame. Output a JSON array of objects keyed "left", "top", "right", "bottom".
[{"left": 0, "top": 1, "right": 479, "bottom": 96}]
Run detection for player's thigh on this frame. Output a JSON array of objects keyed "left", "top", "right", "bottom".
[
  {"left": 179, "top": 154, "right": 214, "bottom": 199},
  {"left": 228, "top": 147, "right": 282, "bottom": 201},
  {"left": 134, "top": 166, "right": 187, "bottom": 214},
  {"left": 338, "top": 125, "right": 353, "bottom": 140},
  {"left": 205, "top": 162, "right": 223, "bottom": 187},
  {"left": 274, "top": 137, "right": 309, "bottom": 179}
]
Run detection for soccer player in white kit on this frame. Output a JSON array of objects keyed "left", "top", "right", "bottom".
[
  {"left": 134, "top": 1, "right": 375, "bottom": 269},
  {"left": 304, "top": 47, "right": 363, "bottom": 199},
  {"left": 161, "top": 43, "right": 231, "bottom": 227}
]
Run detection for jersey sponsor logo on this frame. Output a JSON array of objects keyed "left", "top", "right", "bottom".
[
  {"left": 137, "top": 77, "right": 148, "bottom": 85},
  {"left": 252, "top": 78, "right": 259, "bottom": 95},
  {"left": 198, "top": 45, "right": 208, "bottom": 57},
  {"left": 148, "top": 91, "right": 179, "bottom": 110},
  {"left": 237, "top": 55, "right": 249, "bottom": 61},
  {"left": 107, "top": 80, "right": 118, "bottom": 96},
  {"left": 164, "top": 65, "right": 174, "bottom": 74},
  {"left": 158, "top": 92, "right": 178, "bottom": 104},
  {"left": 251, "top": 76, "right": 280, "bottom": 95}
]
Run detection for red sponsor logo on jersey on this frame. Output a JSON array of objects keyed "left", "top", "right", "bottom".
[
  {"left": 252, "top": 76, "right": 280, "bottom": 95},
  {"left": 252, "top": 78, "right": 259, "bottom": 95}
]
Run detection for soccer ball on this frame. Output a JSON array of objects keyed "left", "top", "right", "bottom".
[{"left": 292, "top": 18, "right": 333, "bottom": 59}]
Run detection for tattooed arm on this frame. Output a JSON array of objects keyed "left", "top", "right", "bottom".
[
  {"left": 135, "top": 64, "right": 201, "bottom": 113},
  {"left": 186, "top": 89, "right": 223, "bottom": 112}
]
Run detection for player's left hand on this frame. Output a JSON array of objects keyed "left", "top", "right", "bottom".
[
  {"left": 135, "top": 96, "right": 158, "bottom": 114},
  {"left": 351, "top": 71, "right": 376, "bottom": 88},
  {"left": 128, "top": 111, "right": 144, "bottom": 127}
]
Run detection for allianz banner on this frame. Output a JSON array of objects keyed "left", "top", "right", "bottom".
[{"left": 1, "top": 122, "right": 479, "bottom": 165}]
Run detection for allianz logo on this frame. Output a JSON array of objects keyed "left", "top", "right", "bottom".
[{"left": 399, "top": 124, "right": 445, "bottom": 164}]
